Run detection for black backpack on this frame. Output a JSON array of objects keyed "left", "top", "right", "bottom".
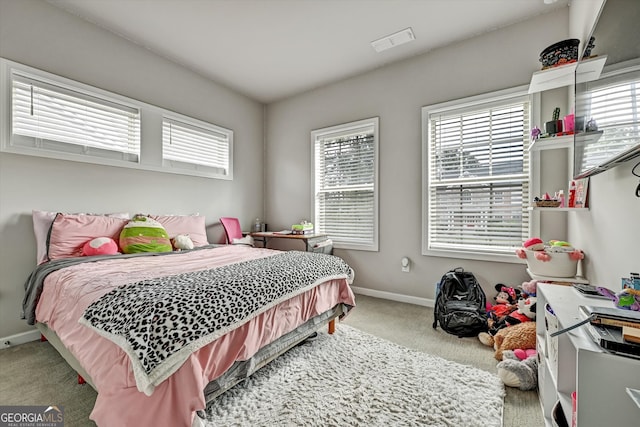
[{"left": 432, "top": 267, "right": 488, "bottom": 337}]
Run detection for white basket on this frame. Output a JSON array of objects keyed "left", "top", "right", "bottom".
[{"left": 523, "top": 249, "right": 579, "bottom": 278}]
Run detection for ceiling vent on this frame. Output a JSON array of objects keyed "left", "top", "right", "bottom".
[{"left": 371, "top": 27, "right": 415, "bottom": 53}]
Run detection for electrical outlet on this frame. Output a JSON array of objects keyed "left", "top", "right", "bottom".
[{"left": 401, "top": 257, "right": 410, "bottom": 273}]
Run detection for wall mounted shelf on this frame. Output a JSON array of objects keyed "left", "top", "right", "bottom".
[
  {"left": 528, "top": 206, "right": 589, "bottom": 212},
  {"left": 528, "top": 55, "right": 607, "bottom": 94},
  {"left": 529, "top": 135, "right": 573, "bottom": 151},
  {"left": 527, "top": 269, "right": 589, "bottom": 283}
]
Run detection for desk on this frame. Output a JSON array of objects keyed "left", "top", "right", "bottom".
[{"left": 250, "top": 232, "right": 331, "bottom": 253}]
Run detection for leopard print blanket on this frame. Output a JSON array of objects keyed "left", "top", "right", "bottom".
[{"left": 80, "top": 250, "right": 353, "bottom": 395}]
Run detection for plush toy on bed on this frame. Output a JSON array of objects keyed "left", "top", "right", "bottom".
[
  {"left": 496, "top": 349, "right": 538, "bottom": 390},
  {"left": 82, "top": 237, "right": 120, "bottom": 256},
  {"left": 480, "top": 320, "right": 537, "bottom": 360},
  {"left": 119, "top": 215, "right": 173, "bottom": 254},
  {"left": 172, "top": 234, "right": 194, "bottom": 251}
]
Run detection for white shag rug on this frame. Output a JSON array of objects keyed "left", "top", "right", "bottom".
[{"left": 206, "top": 325, "right": 504, "bottom": 427}]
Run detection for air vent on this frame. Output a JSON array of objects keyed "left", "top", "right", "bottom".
[{"left": 371, "top": 27, "right": 415, "bottom": 53}]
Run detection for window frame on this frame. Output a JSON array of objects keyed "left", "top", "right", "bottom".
[
  {"left": 0, "top": 57, "right": 233, "bottom": 180},
  {"left": 162, "top": 113, "right": 233, "bottom": 179},
  {"left": 421, "top": 85, "right": 532, "bottom": 263},
  {"left": 311, "top": 117, "right": 379, "bottom": 252}
]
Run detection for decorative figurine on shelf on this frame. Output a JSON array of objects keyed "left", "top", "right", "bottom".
[
  {"left": 586, "top": 118, "right": 598, "bottom": 132},
  {"left": 530, "top": 126, "right": 541, "bottom": 141},
  {"left": 582, "top": 36, "right": 596, "bottom": 59}
]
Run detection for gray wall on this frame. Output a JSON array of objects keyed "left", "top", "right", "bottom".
[
  {"left": 0, "top": 0, "right": 265, "bottom": 338},
  {"left": 265, "top": 7, "right": 638, "bottom": 301}
]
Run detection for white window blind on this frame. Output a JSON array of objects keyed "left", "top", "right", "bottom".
[
  {"left": 312, "top": 118, "right": 378, "bottom": 251},
  {"left": 575, "top": 67, "right": 640, "bottom": 174},
  {"left": 162, "top": 116, "right": 232, "bottom": 178},
  {"left": 11, "top": 72, "right": 140, "bottom": 162},
  {"left": 425, "top": 93, "right": 530, "bottom": 256}
]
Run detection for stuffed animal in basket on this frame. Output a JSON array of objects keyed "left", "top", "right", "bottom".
[
  {"left": 480, "top": 321, "right": 537, "bottom": 361},
  {"left": 496, "top": 349, "right": 538, "bottom": 390}
]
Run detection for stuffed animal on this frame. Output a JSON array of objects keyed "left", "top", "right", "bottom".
[
  {"left": 494, "top": 283, "right": 521, "bottom": 305},
  {"left": 496, "top": 349, "right": 538, "bottom": 390},
  {"left": 479, "top": 288, "right": 536, "bottom": 346},
  {"left": 82, "top": 237, "right": 119, "bottom": 256},
  {"left": 172, "top": 234, "right": 194, "bottom": 251},
  {"left": 507, "top": 296, "right": 537, "bottom": 323},
  {"left": 521, "top": 280, "right": 538, "bottom": 297},
  {"left": 480, "top": 321, "right": 537, "bottom": 360}
]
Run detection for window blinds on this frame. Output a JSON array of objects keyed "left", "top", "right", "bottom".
[
  {"left": 11, "top": 72, "right": 140, "bottom": 161},
  {"left": 314, "top": 123, "right": 377, "bottom": 248},
  {"left": 162, "top": 117, "right": 232, "bottom": 177},
  {"left": 575, "top": 68, "right": 640, "bottom": 173},
  {"left": 427, "top": 98, "right": 530, "bottom": 254}
]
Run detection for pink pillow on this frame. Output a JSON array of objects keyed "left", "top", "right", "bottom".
[
  {"left": 82, "top": 237, "right": 120, "bottom": 256},
  {"left": 47, "top": 214, "right": 129, "bottom": 261},
  {"left": 147, "top": 214, "right": 209, "bottom": 247},
  {"left": 33, "top": 210, "right": 129, "bottom": 264}
]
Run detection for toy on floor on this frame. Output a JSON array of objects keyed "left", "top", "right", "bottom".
[
  {"left": 479, "top": 289, "right": 536, "bottom": 348},
  {"left": 521, "top": 279, "right": 538, "bottom": 297},
  {"left": 508, "top": 296, "right": 537, "bottom": 323},
  {"left": 479, "top": 285, "right": 518, "bottom": 344},
  {"left": 496, "top": 349, "right": 538, "bottom": 390},
  {"left": 479, "top": 321, "right": 537, "bottom": 360}
]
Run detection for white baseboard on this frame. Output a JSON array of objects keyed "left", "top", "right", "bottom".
[
  {"left": 1, "top": 329, "right": 41, "bottom": 349},
  {"left": 351, "top": 286, "right": 435, "bottom": 308}
]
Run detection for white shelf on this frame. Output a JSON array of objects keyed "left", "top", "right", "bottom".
[
  {"left": 529, "top": 134, "right": 573, "bottom": 151},
  {"left": 576, "top": 55, "right": 608, "bottom": 84},
  {"left": 526, "top": 269, "right": 589, "bottom": 284},
  {"left": 528, "top": 56, "right": 607, "bottom": 94},
  {"left": 528, "top": 206, "right": 589, "bottom": 212}
]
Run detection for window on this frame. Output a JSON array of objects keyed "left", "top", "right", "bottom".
[
  {"left": 10, "top": 70, "right": 140, "bottom": 162},
  {"left": 422, "top": 88, "right": 531, "bottom": 260},
  {"left": 312, "top": 117, "right": 379, "bottom": 251},
  {"left": 575, "top": 64, "right": 640, "bottom": 176},
  {"left": 1, "top": 58, "right": 232, "bottom": 180},
  {"left": 162, "top": 115, "right": 233, "bottom": 178}
]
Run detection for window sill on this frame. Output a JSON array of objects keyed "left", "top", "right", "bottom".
[{"left": 422, "top": 248, "right": 524, "bottom": 264}]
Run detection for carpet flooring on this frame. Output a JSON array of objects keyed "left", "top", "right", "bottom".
[{"left": 0, "top": 294, "right": 544, "bottom": 426}]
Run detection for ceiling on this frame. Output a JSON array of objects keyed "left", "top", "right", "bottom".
[{"left": 48, "top": 0, "right": 569, "bottom": 103}]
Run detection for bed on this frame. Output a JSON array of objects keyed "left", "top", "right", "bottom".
[{"left": 21, "top": 212, "right": 356, "bottom": 427}]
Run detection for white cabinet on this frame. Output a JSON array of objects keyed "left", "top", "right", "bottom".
[{"left": 536, "top": 283, "right": 640, "bottom": 426}]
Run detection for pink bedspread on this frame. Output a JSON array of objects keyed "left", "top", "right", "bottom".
[{"left": 35, "top": 245, "right": 356, "bottom": 427}]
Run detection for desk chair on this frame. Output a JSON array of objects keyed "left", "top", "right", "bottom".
[{"left": 219, "top": 217, "right": 243, "bottom": 244}]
